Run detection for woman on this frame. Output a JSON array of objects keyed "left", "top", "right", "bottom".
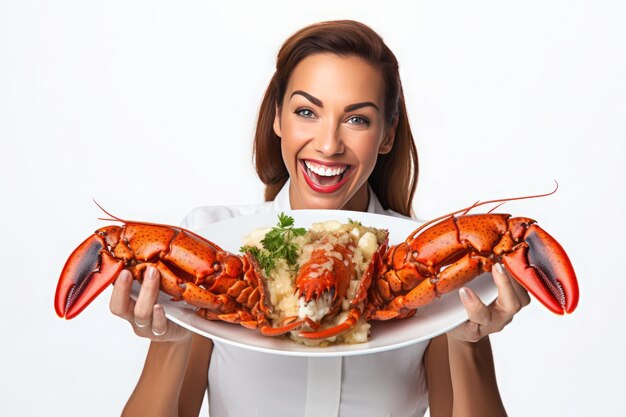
[{"left": 111, "top": 20, "right": 529, "bottom": 417}]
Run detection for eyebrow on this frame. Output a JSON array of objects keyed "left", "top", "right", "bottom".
[{"left": 290, "top": 90, "right": 379, "bottom": 112}]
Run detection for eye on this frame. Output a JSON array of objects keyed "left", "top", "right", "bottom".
[
  {"left": 346, "top": 115, "right": 370, "bottom": 126},
  {"left": 295, "top": 108, "right": 316, "bottom": 118}
]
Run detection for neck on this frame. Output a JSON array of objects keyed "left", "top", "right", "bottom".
[{"left": 341, "top": 184, "right": 370, "bottom": 212}]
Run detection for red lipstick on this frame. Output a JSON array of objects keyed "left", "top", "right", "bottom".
[{"left": 299, "top": 160, "right": 352, "bottom": 194}]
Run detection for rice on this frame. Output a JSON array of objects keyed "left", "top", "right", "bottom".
[{"left": 242, "top": 219, "right": 387, "bottom": 346}]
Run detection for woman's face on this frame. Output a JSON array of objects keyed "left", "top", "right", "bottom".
[{"left": 274, "top": 53, "right": 396, "bottom": 211}]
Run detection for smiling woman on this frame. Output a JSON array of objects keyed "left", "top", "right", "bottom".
[
  {"left": 273, "top": 54, "right": 395, "bottom": 210},
  {"left": 254, "top": 25, "right": 418, "bottom": 216},
  {"left": 112, "top": 20, "right": 527, "bottom": 417}
]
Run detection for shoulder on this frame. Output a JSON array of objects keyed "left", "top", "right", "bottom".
[{"left": 180, "top": 201, "right": 275, "bottom": 231}]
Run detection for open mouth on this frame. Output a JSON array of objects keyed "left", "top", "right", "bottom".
[{"left": 300, "top": 159, "right": 352, "bottom": 193}]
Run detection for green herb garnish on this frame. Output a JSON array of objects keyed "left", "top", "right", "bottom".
[
  {"left": 240, "top": 213, "right": 306, "bottom": 274},
  {"left": 348, "top": 218, "right": 362, "bottom": 226}
]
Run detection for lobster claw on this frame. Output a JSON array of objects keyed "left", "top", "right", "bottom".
[
  {"left": 54, "top": 234, "right": 125, "bottom": 319},
  {"left": 502, "top": 224, "right": 579, "bottom": 315}
]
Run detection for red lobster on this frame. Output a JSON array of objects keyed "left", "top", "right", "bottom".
[{"left": 55, "top": 194, "right": 579, "bottom": 341}]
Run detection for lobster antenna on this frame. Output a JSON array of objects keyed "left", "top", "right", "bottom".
[
  {"left": 461, "top": 200, "right": 481, "bottom": 215},
  {"left": 469, "top": 180, "right": 558, "bottom": 210},
  {"left": 407, "top": 181, "right": 559, "bottom": 241},
  {"left": 487, "top": 202, "right": 506, "bottom": 213},
  {"left": 93, "top": 199, "right": 128, "bottom": 223},
  {"left": 90, "top": 199, "right": 225, "bottom": 251}
]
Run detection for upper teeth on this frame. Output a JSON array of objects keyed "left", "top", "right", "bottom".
[{"left": 305, "top": 161, "right": 348, "bottom": 177}]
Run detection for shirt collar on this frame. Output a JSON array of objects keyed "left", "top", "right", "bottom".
[
  {"left": 366, "top": 184, "right": 385, "bottom": 214},
  {"left": 272, "top": 179, "right": 292, "bottom": 211},
  {"left": 271, "top": 179, "right": 384, "bottom": 215}
]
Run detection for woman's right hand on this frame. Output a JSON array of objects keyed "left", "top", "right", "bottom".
[{"left": 109, "top": 266, "right": 191, "bottom": 342}]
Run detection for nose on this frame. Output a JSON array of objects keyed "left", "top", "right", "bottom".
[{"left": 312, "top": 120, "right": 344, "bottom": 156}]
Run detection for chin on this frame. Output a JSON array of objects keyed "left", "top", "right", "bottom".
[
  {"left": 302, "top": 196, "right": 346, "bottom": 211},
  {"left": 293, "top": 187, "right": 353, "bottom": 211}
]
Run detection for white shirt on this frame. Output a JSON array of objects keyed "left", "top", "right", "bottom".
[{"left": 181, "top": 181, "right": 430, "bottom": 417}]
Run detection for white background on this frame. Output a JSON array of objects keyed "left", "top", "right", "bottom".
[{"left": 1, "top": 1, "right": 624, "bottom": 416}]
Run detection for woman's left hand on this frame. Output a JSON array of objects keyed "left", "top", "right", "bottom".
[{"left": 447, "top": 263, "right": 531, "bottom": 343}]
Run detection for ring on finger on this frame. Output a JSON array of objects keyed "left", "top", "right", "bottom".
[{"left": 135, "top": 320, "right": 150, "bottom": 328}]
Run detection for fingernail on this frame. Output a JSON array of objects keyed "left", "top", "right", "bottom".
[
  {"left": 134, "top": 320, "right": 149, "bottom": 328},
  {"left": 495, "top": 263, "right": 504, "bottom": 274},
  {"left": 148, "top": 267, "right": 157, "bottom": 281},
  {"left": 119, "top": 271, "right": 129, "bottom": 283},
  {"left": 152, "top": 328, "right": 166, "bottom": 336},
  {"left": 460, "top": 287, "right": 472, "bottom": 302}
]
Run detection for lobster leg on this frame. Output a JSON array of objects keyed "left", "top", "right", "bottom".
[
  {"left": 198, "top": 310, "right": 319, "bottom": 336},
  {"left": 370, "top": 253, "right": 493, "bottom": 320},
  {"left": 197, "top": 309, "right": 259, "bottom": 329},
  {"left": 195, "top": 309, "right": 315, "bottom": 335},
  {"left": 502, "top": 224, "right": 578, "bottom": 314},
  {"left": 132, "top": 261, "right": 185, "bottom": 300},
  {"left": 259, "top": 316, "right": 320, "bottom": 337},
  {"left": 179, "top": 282, "right": 240, "bottom": 312},
  {"left": 298, "top": 307, "right": 362, "bottom": 339},
  {"left": 55, "top": 234, "right": 125, "bottom": 319}
]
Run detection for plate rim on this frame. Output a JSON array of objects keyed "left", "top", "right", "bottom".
[{"left": 131, "top": 209, "right": 498, "bottom": 357}]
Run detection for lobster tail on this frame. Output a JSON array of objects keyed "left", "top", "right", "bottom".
[{"left": 55, "top": 232, "right": 125, "bottom": 319}]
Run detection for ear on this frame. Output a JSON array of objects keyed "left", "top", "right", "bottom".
[
  {"left": 273, "top": 103, "right": 282, "bottom": 138},
  {"left": 378, "top": 115, "right": 398, "bottom": 154}
]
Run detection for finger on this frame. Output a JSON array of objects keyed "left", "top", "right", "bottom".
[
  {"left": 508, "top": 274, "right": 531, "bottom": 307},
  {"left": 134, "top": 266, "right": 161, "bottom": 327},
  {"left": 151, "top": 304, "right": 168, "bottom": 337},
  {"left": 492, "top": 263, "right": 523, "bottom": 315},
  {"left": 459, "top": 287, "right": 491, "bottom": 326},
  {"left": 110, "top": 270, "right": 135, "bottom": 321}
]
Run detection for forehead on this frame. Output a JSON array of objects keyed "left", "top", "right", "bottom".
[{"left": 285, "top": 53, "right": 385, "bottom": 104}]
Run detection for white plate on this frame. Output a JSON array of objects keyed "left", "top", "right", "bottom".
[{"left": 132, "top": 210, "right": 497, "bottom": 357}]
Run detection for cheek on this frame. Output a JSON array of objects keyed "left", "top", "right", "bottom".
[
  {"left": 349, "top": 132, "right": 385, "bottom": 169},
  {"left": 280, "top": 120, "right": 313, "bottom": 166},
  {"left": 283, "top": 118, "right": 315, "bottom": 144}
]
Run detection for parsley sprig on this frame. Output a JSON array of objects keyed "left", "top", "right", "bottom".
[{"left": 240, "top": 213, "right": 306, "bottom": 274}]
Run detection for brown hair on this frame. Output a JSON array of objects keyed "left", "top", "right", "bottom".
[{"left": 253, "top": 20, "right": 418, "bottom": 216}]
